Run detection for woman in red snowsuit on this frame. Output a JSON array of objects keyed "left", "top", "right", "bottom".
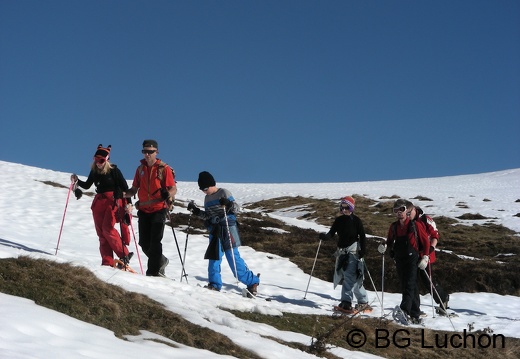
[{"left": 71, "top": 145, "right": 133, "bottom": 267}]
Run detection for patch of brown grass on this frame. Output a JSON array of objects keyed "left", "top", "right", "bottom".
[{"left": 0, "top": 256, "right": 261, "bottom": 359}]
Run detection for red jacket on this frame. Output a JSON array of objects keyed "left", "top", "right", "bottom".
[
  {"left": 132, "top": 159, "right": 175, "bottom": 213},
  {"left": 386, "top": 218, "right": 430, "bottom": 258}
]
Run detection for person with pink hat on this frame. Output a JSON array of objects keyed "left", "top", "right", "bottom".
[{"left": 319, "top": 196, "right": 372, "bottom": 314}]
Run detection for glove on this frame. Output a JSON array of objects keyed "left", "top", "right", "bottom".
[
  {"left": 377, "top": 243, "right": 387, "bottom": 254},
  {"left": 74, "top": 188, "right": 83, "bottom": 200},
  {"left": 358, "top": 248, "right": 365, "bottom": 259},
  {"left": 219, "top": 197, "right": 231, "bottom": 207},
  {"left": 318, "top": 232, "right": 331, "bottom": 241},
  {"left": 160, "top": 188, "right": 170, "bottom": 200},
  {"left": 71, "top": 174, "right": 78, "bottom": 183},
  {"left": 187, "top": 201, "right": 200, "bottom": 215},
  {"left": 418, "top": 255, "right": 430, "bottom": 270}
]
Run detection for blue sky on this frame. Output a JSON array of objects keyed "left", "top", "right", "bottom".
[{"left": 1, "top": 1, "right": 519, "bottom": 183}]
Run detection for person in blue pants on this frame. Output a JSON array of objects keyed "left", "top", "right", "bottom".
[{"left": 187, "top": 171, "right": 260, "bottom": 295}]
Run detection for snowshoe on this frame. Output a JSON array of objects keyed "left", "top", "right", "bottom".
[
  {"left": 392, "top": 305, "right": 409, "bottom": 325},
  {"left": 158, "top": 255, "right": 169, "bottom": 276},
  {"left": 435, "top": 306, "right": 458, "bottom": 317},
  {"left": 113, "top": 258, "right": 137, "bottom": 273},
  {"left": 243, "top": 273, "right": 260, "bottom": 298},
  {"left": 204, "top": 284, "right": 220, "bottom": 291},
  {"left": 333, "top": 305, "right": 356, "bottom": 315},
  {"left": 355, "top": 303, "right": 373, "bottom": 314}
]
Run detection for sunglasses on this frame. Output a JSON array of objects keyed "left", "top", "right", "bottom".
[
  {"left": 94, "top": 157, "right": 106, "bottom": 164},
  {"left": 393, "top": 206, "right": 407, "bottom": 213},
  {"left": 200, "top": 187, "right": 209, "bottom": 192},
  {"left": 340, "top": 206, "right": 351, "bottom": 211},
  {"left": 142, "top": 149, "right": 157, "bottom": 155}
]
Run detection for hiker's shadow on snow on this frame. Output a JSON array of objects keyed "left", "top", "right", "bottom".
[
  {"left": 0, "top": 238, "right": 53, "bottom": 255},
  {"left": 423, "top": 304, "right": 487, "bottom": 317},
  {"left": 451, "top": 308, "right": 487, "bottom": 316},
  {"left": 263, "top": 284, "right": 336, "bottom": 308}
]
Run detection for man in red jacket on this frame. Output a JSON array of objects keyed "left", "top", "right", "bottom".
[
  {"left": 379, "top": 199, "right": 430, "bottom": 324},
  {"left": 124, "top": 139, "right": 176, "bottom": 277}
]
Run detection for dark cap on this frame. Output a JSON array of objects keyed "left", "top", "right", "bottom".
[
  {"left": 198, "top": 171, "right": 216, "bottom": 190},
  {"left": 393, "top": 199, "right": 409, "bottom": 209},
  {"left": 142, "top": 139, "right": 158, "bottom": 149}
]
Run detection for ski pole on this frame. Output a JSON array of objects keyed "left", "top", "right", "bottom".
[
  {"left": 167, "top": 211, "right": 188, "bottom": 282},
  {"left": 129, "top": 217, "right": 144, "bottom": 275},
  {"left": 429, "top": 263, "right": 435, "bottom": 318},
  {"left": 422, "top": 268, "right": 456, "bottom": 330},
  {"left": 304, "top": 239, "right": 322, "bottom": 299},
  {"left": 180, "top": 210, "right": 192, "bottom": 283},
  {"left": 55, "top": 180, "right": 74, "bottom": 255},
  {"left": 381, "top": 252, "right": 385, "bottom": 318},
  {"left": 222, "top": 205, "right": 239, "bottom": 286},
  {"left": 361, "top": 258, "right": 383, "bottom": 311}
]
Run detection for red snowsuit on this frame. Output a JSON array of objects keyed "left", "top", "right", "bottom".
[
  {"left": 91, "top": 192, "right": 129, "bottom": 265},
  {"left": 77, "top": 164, "right": 131, "bottom": 266}
]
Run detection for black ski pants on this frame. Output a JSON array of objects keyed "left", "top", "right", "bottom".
[
  {"left": 395, "top": 252, "right": 421, "bottom": 319},
  {"left": 137, "top": 209, "right": 167, "bottom": 276}
]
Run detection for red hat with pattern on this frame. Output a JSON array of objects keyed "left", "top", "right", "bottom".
[{"left": 340, "top": 196, "right": 355, "bottom": 212}]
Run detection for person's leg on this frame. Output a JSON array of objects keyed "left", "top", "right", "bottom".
[
  {"left": 137, "top": 211, "right": 151, "bottom": 257},
  {"left": 101, "top": 202, "right": 127, "bottom": 259},
  {"left": 208, "top": 242, "right": 224, "bottom": 290},
  {"left": 396, "top": 258, "right": 417, "bottom": 316},
  {"left": 353, "top": 257, "right": 369, "bottom": 304},
  {"left": 403, "top": 255, "right": 421, "bottom": 318},
  {"left": 340, "top": 253, "right": 357, "bottom": 305},
  {"left": 145, "top": 210, "right": 166, "bottom": 276},
  {"left": 224, "top": 247, "right": 259, "bottom": 286},
  {"left": 91, "top": 196, "right": 115, "bottom": 266}
]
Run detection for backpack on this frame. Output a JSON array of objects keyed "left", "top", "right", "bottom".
[
  {"left": 137, "top": 160, "right": 176, "bottom": 211},
  {"left": 420, "top": 214, "right": 438, "bottom": 233}
]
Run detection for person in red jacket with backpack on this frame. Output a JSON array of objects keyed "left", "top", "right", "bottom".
[
  {"left": 414, "top": 206, "right": 450, "bottom": 314},
  {"left": 123, "top": 139, "right": 176, "bottom": 277},
  {"left": 71, "top": 145, "right": 133, "bottom": 269},
  {"left": 378, "top": 199, "right": 430, "bottom": 324}
]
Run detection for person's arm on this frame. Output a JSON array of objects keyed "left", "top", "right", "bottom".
[{"left": 72, "top": 171, "right": 95, "bottom": 189}]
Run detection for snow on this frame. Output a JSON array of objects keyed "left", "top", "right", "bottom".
[{"left": 0, "top": 160, "right": 519, "bottom": 358}]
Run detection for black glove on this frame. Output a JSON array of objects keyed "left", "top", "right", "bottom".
[
  {"left": 319, "top": 232, "right": 331, "bottom": 241},
  {"left": 219, "top": 197, "right": 231, "bottom": 207},
  {"left": 160, "top": 188, "right": 170, "bottom": 200},
  {"left": 187, "top": 201, "right": 200, "bottom": 215},
  {"left": 74, "top": 188, "right": 83, "bottom": 200},
  {"left": 358, "top": 248, "right": 365, "bottom": 259}
]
